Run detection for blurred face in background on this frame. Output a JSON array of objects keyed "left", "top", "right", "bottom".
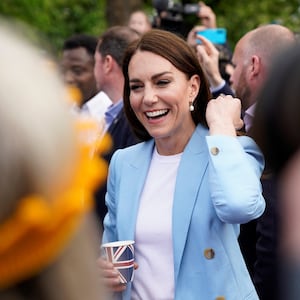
[
  {"left": 128, "top": 11, "right": 151, "bottom": 35},
  {"left": 61, "top": 47, "right": 98, "bottom": 104}
]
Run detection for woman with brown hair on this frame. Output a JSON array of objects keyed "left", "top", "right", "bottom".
[{"left": 100, "top": 29, "right": 265, "bottom": 300}]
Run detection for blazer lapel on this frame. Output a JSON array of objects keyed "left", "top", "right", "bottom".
[
  {"left": 117, "top": 140, "right": 155, "bottom": 241},
  {"left": 116, "top": 125, "right": 209, "bottom": 283},
  {"left": 172, "top": 125, "right": 209, "bottom": 282}
]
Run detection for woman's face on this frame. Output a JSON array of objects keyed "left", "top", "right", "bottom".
[{"left": 128, "top": 50, "right": 199, "bottom": 153}]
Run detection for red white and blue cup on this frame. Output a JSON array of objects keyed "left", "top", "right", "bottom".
[{"left": 101, "top": 240, "right": 135, "bottom": 284}]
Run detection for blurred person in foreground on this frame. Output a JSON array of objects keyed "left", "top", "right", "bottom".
[
  {"left": 0, "top": 22, "right": 108, "bottom": 300},
  {"left": 250, "top": 43, "right": 300, "bottom": 300},
  {"left": 229, "top": 24, "right": 296, "bottom": 300},
  {"left": 61, "top": 34, "right": 111, "bottom": 121},
  {"left": 99, "top": 29, "right": 265, "bottom": 300}
]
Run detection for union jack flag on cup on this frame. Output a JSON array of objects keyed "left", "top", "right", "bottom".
[{"left": 103, "top": 243, "right": 135, "bottom": 284}]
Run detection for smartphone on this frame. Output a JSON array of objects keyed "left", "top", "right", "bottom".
[{"left": 196, "top": 28, "right": 227, "bottom": 45}]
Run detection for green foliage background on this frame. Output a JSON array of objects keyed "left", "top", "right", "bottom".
[
  {"left": 0, "top": 0, "right": 107, "bottom": 56},
  {"left": 1, "top": 0, "right": 300, "bottom": 56},
  {"left": 213, "top": 0, "right": 300, "bottom": 48}
]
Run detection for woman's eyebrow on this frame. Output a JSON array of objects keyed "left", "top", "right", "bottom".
[{"left": 129, "top": 71, "right": 172, "bottom": 83}]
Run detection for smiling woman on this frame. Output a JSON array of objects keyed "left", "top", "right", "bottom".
[
  {"left": 127, "top": 49, "right": 200, "bottom": 154},
  {"left": 99, "top": 29, "right": 265, "bottom": 300}
]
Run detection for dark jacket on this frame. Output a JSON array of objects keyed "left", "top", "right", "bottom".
[{"left": 239, "top": 174, "right": 278, "bottom": 300}]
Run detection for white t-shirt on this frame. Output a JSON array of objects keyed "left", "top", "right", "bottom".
[{"left": 131, "top": 147, "right": 182, "bottom": 300}]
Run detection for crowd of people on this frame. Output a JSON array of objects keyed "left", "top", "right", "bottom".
[{"left": 2, "top": 1, "right": 300, "bottom": 299}]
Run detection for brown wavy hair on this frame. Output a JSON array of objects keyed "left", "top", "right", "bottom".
[{"left": 122, "top": 29, "right": 211, "bottom": 141}]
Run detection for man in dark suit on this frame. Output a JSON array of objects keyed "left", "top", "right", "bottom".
[
  {"left": 93, "top": 26, "right": 140, "bottom": 225},
  {"left": 229, "top": 24, "right": 296, "bottom": 300}
]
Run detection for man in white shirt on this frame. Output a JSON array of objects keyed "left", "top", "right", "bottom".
[
  {"left": 81, "top": 91, "right": 111, "bottom": 124},
  {"left": 61, "top": 34, "right": 111, "bottom": 120}
]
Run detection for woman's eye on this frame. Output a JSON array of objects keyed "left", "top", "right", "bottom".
[
  {"left": 157, "top": 79, "right": 170, "bottom": 86},
  {"left": 130, "top": 84, "right": 142, "bottom": 91}
]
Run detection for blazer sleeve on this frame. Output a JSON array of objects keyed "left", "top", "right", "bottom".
[{"left": 206, "top": 135, "right": 265, "bottom": 224}]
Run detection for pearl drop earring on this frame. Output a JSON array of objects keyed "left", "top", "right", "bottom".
[{"left": 189, "top": 101, "right": 194, "bottom": 112}]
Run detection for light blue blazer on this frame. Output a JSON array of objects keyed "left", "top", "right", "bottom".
[{"left": 103, "top": 124, "right": 265, "bottom": 300}]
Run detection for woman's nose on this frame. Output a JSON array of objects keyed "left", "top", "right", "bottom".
[{"left": 143, "top": 86, "right": 158, "bottom": 105}]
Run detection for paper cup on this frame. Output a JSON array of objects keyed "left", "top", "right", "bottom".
[{"left": 101, "top": 240, "right": 135, "bottom": 284}]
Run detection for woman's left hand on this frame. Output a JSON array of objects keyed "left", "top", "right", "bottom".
[{"left": 206, "top": 94, "right": 244, "bottom": 136}]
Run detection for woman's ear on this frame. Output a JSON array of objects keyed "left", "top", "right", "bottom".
[{"left": 189, "top": 74, "right": 200, "bottom": 100}]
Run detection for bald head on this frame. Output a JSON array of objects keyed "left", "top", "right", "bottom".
[
  {"left": 238, "top": 24, "right": 295, "bottom": 67},
  {"left": 231, "top": 24, "right": 296, "bottom": 111}
]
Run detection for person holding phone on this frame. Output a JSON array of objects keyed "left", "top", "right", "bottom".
[
  {"left": 195, "top": 34, "right": 234, "bottom": 97},
  {"left": 186, "top": 2, "right": 234, "bottom": 96}
]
